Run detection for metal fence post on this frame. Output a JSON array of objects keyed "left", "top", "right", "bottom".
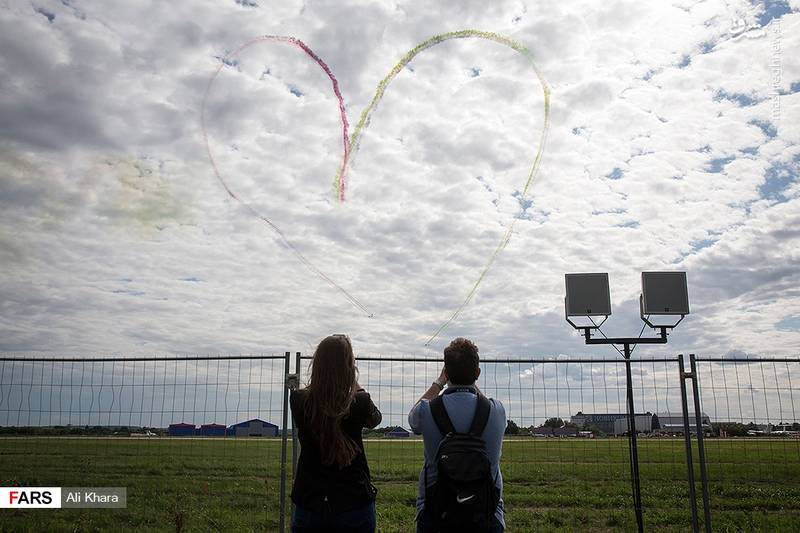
[
  {"left": 293, "top": 352, "right": 300, "bottom": 477},
  {"left": 678, "top": 354, "right": 700, "bottom": 532},
  {"left": 688, "top": 354, "right": 712, "bottom": 532},
  {"left": 291, "top": 352, "right": 301, "bottom": 520},
  {"left": 279, "top": 352, "right": 291, "bottom": 533}
]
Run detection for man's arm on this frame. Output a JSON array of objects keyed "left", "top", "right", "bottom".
[
  {"left": 408, "top": 367, "right": 448, "bottom": 434},
  {"left": 416, "top": 366, "right": 448, "bottom": 404},
  {"left": 490, "top": 399, "right": 507, "bottom": 461}
]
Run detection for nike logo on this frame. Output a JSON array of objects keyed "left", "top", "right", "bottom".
[{"left": 456, "top": 494, "right": 475, "bottom": 504}]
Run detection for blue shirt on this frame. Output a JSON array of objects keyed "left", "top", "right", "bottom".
[{"left": 408, "top": 385, "right": 506, "bottom": 526}]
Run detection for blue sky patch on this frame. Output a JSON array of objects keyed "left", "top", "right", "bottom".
[
  {"left": 776, "top": 314, "right": 800, "bottom": 332},
  {"left": 616, "top": 221, "right": 640, "bottom": 228},
  {"left": 288, "top": 85, "right": 303, "bottom": 97},
  {"left": 592, "top": 207, "right": 627, "bottom": 215},
  {"left": 690, "top": 237, "right": 717, "bottom": 252},
  {"left": 217, "top": 56, "right": 239, "bottom": 68},
  {"left": 755, "top": 0, "right": 791, "bottom": 26},
  {"left": 512, "top": 190, "right": 533, "bottom": 214},
  {"left": 749, "top": 119, "right": 777, "bottom": 138},
  {"left": 758, "top": 156, "right": 798, "bottom": 201},
  {"left": 469, "top": 67, "right": 481, "bottom": 78},
  {"left": 707, "top": 155, "right": 735, "bottom": 173},
  {"left": 714, "top": 89, "right": 762, "bottom": 106},
  {"left": 180, "top": 277, "right": 202, "bottom": 283},
  {"left": 606, "top": 167, "right": 624, "bottom": 180}
]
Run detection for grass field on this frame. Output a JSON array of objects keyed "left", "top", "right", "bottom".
[{"left": 1, "top": 437, "right": 799, "bottom": 532}]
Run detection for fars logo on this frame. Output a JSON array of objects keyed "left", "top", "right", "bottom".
[{"left": 0, "top": 487, "right": 61, "bottom": 508}]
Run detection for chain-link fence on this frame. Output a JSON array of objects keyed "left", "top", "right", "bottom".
[
  {"left": 0, "top": 354, "right": 290, "bottom": 531},
  {"left": 692, "top": 355, "right": 800, "bottom": 532},
  {"left": 1, "top": 353, "right": 799, "bottom": 532},
  {"left": 298, "top": 355, "right": 695, "bottom": 532}
]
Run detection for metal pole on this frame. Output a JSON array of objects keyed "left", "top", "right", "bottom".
[
  {"left": 293, "top": 352, "right": 300, "bottom": 477},
  {"left": 291, "top": 351, "right": 301, "bottom": 520},
  {"left": 689, "top": 354, "right": 712, "bottom": 532},
  {"left": 678, "top": 354, "right": 700, "bottom": 532},
  {"left": 279, "top": 352, "right": 291, "bottom": 533},
  {"left": 624, "top": 343, "right": 644, "bottom": 533}
]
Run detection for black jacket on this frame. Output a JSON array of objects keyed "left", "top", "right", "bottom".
[{"left": 290, "top": 388, "right": 382, "bottom": 512}]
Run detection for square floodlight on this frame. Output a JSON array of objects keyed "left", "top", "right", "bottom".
[
  {"left": 641, "top": 272, "right": 689, "bottom": 315},
  {"left": 565, "top": 273, "right": 611, "bottom": 316}
]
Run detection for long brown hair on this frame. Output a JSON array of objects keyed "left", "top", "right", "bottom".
[{"left": 305, "top": 334, "right": 360, "bottom": 467}]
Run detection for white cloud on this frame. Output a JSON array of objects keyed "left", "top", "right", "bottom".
[{"left": 0, "top": 0, "right": 798, "bottom": 361}]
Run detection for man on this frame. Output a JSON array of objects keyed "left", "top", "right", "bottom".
[{"left": 408, "top": 337, "right": 506, "bottom": 533}]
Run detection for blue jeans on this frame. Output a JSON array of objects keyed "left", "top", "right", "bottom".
[
  {"left": 292, "top": 501, "right": 376, "bottom": 533},
  {"left": 415, "top": 507, "right": 504, "bottom": 533}
]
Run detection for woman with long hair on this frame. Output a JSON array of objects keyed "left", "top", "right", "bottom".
[{"left": 290, "top": 334, "right": 382, "bottom": 533}]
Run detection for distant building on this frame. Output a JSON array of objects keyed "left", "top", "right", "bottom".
[
  {"left": 656, "top": 413, "right": 712, "bottom": 434},
  {"left": 572, "top": 412, "right": 657, "bottom": 435},
  {"left": 168, "top": 423, "right": 196, "bottom": 437},
  {"left": 531, "top": 427, "right": 553, "bottom": 437},
  {"left": 612, "top": 414, "right": 655, "bottom": 436},
  {"left": 228, "top": 418, "right": 279, "bottom": 437},
  {"left": 385, "top": 426, "right": 410, "bottom": 438},
  {"left": 198, "top": 423, "right": 227, "bottom": 437},
  {"left": 571, "top": 412, "right": 628, "bottom": 434}
]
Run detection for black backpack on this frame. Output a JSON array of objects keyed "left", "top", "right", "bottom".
[{"left": 425, "top": 392, "right": 499, "bottom": 532}]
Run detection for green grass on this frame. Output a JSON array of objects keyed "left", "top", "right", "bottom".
[{"left": 1, "top": 437, "right": 799, "bottom": 532}]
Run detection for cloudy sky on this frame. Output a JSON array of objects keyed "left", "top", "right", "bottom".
[{"left": 1, "top": 0, "right": 798, "bottom": 360}]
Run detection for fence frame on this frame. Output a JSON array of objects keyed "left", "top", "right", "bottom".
[
  {"left": 689, "top": 354, "right": 800, "bottom": 533},
  {"left": 0, "top": 353, "right": 293, "bottom": 531},
  {"left": 293, "top": 354, "right": 696, "bottom": 532}
]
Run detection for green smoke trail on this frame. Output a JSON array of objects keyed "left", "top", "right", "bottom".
[{"left": 334, "top": 30, "right": 551, "bottom": 345}]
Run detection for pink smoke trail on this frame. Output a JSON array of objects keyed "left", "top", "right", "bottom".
[{"left": 201, "top": 35, "right": 370, "bottom": 316}]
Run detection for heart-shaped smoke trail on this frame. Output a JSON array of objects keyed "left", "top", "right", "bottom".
[{"left": 202, "top": 30, "right": 550, "bottom": 345}]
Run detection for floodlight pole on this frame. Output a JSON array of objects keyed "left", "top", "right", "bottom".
[
  {"left": 623, "top": 342, "right": 644, "bottom": 533},
  {"left": 581, "top": 327, "right": 668, "bottom": 533},
  {"left": 565, "top": 271, "right": 688, "bottom": 532}
]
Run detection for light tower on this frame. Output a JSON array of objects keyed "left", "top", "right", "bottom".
[{"left": 565, "top": 271, "right": 690, "bottom": 533}]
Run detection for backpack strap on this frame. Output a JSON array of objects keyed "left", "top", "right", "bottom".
[
  {"left": 429, "top": 395, "right": 456, "bottom": 436},
  {"left": 468, "top": 394, "right": 492, "bottom": 436}
]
